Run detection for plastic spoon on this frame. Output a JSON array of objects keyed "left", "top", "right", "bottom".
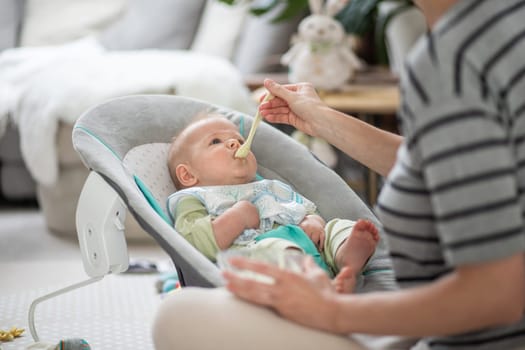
[{"left": 235, "top": 92, "right": 274, "bottom": 158}]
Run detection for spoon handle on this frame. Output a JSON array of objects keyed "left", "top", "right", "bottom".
[{"left": 235, "top": 92, "right": 273, "bottom": 158}]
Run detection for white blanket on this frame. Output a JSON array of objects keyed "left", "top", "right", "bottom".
[{"left": 0, "top": 36, "right": 256, "bottom": 186}]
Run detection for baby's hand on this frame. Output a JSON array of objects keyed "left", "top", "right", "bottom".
[
  {"left": 233, "top": 200, "right": 260, "bottom": 229},
  {"left": 299, "top": 215, "right": 326, "bottom": 251},
  {"left": 212, "top": 201, "right": 260, "bottom": 250}
]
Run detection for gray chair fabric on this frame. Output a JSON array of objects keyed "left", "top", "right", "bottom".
[{"left": 72, "top": 95, "right": 394, "bottom": 289}]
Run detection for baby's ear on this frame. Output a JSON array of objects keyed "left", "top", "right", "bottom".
[{"left": 176, "top": 164, "right": 198, "bottom": 188}]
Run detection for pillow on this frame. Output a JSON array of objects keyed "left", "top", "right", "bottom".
[
  {"left": 123, "top": 143, "right": 176, "bottom": 222},
  {"left": 99, "top": 0, "right": 207, "bottom": 51},
  {"left": 20, "top": 0, "right": 127, "bottom": 46},
  {"left": 190, "top": 0, "right": 250, "bottom": 59}
]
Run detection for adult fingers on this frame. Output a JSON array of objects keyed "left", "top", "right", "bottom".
[
  {"left": 226, "top": 256, "right": 285, "bottom": 281},
  {"left": 303, "top": 257, "right": 332, "bottom": 284},
  {"left": 263, "top": 79, "right": 296, "bottom": 101},
  {"left": 223, "top": 269, "right": 277, "bottom": 307},
  {"left": 303, "top": 255, "right": 324, "bottom": 276}
]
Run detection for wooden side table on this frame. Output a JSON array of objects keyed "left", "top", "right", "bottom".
[
  {"left": 244, "top": 67, "right": 401, "bottom": 205},
  {"left": 319, "top": 84, "right": 399, "bottom": 115},
  {"left": 319, "top": 81, "right": 400, "bottom": 206}
]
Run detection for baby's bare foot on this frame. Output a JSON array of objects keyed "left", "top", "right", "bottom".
[{"left": 333, "top": 219, "right": 379, "bottom": 293}]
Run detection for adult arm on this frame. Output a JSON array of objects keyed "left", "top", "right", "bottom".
[
  {"left": 260, "top": 79, "right": 403, "bottom": 177},
  {"left": 224, "top": 252, "right": 524, "bottom": 337}
]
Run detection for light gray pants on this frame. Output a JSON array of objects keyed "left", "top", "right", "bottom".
[{"left": 152, "top": 287, "right": 418, "bottom": 350}]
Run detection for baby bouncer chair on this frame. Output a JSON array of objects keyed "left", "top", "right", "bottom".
[{"left": 29, "top": 95, "right": 397, "bottom": 344}]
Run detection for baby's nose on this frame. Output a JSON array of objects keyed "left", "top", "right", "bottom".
[{"left": 226, "top": 139, "right": 240, "bottom": 149}]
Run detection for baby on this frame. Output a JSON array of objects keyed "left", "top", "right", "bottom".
[{"left": 167, "top": 114, "right": 379, "bottom": 292}]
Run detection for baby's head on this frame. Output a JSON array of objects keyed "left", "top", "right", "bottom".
[{"left": 167, "top": 113, "right": 258, "bottom": 189}]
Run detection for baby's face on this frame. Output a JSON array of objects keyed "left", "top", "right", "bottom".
[{"left": 182, "top": 118, "right": 257, "bottom": 186}]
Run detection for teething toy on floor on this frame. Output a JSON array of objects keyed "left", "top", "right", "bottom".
[{"left": 0, "top": 327, "right": 24, "bottom": 342}]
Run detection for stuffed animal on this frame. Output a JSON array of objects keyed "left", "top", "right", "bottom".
[{"left": 281, "top": 0, "right": 363, "bottom": 91}]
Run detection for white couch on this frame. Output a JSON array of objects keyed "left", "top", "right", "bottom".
[{"left": 0, "top": 0, "right": 302, "bottom": 239}]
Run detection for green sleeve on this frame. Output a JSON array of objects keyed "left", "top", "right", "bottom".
[{"left": 173, "top": 196, "right": 220, "bottom": 262}]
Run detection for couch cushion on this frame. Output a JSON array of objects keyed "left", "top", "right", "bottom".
[
  {"left": 0, "top": 124, "right": 36, "bottom": 200},
  {"left": 20, "top": 0, "right": 126, "bottom": 47},
  {"left": 1, "top": 163, "right": 36, "bottom": 199},
  {"left": 190, "top": 0, "right": 249, "bottom": 59},
  {"left": 232, "top": 3, "right": 305, "bottom": 74},
  {"left": 0, "top": 124, "right": 23, "bottom": 161},
  {"left": 99, "top": 0, "right": 207, "bottom": 51},
  {"left": 0, "top": 0, "right": 24, "bottom": 50}
]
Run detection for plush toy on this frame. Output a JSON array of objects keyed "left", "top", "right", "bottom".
[{"left": 281, "top": 0, "right": 363, "bottom": 91}]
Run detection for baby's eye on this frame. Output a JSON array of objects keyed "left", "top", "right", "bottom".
[{"left": 210, "top": 138, "right": 222, "bottom": 145}]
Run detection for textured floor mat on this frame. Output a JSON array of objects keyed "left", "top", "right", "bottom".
[{"left": 0, "top": 274, "right": 161, "bottom": 349}]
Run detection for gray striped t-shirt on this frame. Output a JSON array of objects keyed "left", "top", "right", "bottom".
[{"left": 376, "top": 0, "right": 525, "bottom": 349}]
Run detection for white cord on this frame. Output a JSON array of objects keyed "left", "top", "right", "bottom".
[{"left": 28, "top": 276, "right": 103, "bottom": 342}]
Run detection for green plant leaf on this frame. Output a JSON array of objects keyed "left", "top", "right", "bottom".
[
  {"left": 217, "top": 0, "right": 236, "bottom": 5},
  {"left": 271, "top": 0, "right": 309, "bottom": 22},
  {"left": 249, "top": 0, "right": 279, "bottom": 16},
  {"left": 336, "top": 0, "right": 384, "bottom": 35}
]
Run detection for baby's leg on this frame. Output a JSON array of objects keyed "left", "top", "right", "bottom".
[{"left": 332, "top": 219, "right": 379, "bottom": 293}]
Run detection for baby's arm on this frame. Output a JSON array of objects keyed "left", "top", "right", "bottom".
[
  {"left": 174, "top": 196, "right": 221, "bottom": 261},
  {"left": 174, "top": 196, "right": 259, "bottom": 260},
  {"left": 212, "top": 200, "right": 260, "bottom": 250},
  {"left": 299, "top": 214, "right": 326, "bottom": 251}
]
